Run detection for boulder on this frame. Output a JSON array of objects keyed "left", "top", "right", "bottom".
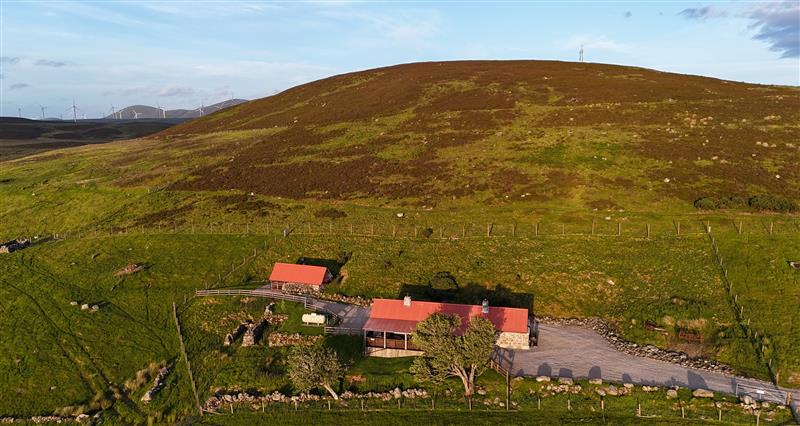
[
  {"left": 741, "top": 395, "right": 756, "bottom": 406},
  {"left": 558, "top": 377, "right": 573, "bottom": 385},
  {"left": 623, "top": 383, "right": 634, "bottom": 389},
  {"left": 588, "top": 378, "right": 603, "bottom": 385},
  {"left": 666, "top": 389, "right": 678, "bottom": 399},
  {"left": 692, "top": 388, "right": 714, "bottom": 398},
  {"left": 536, "top": 376, "right": 551, "bottom": 382},
  {"left": 606, "top": 385, "right": 619, "bottom": 396}
]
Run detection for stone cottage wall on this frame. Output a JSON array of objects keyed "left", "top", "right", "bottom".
[{"left": 496, "top": 331, "right": 529, "bottom": 349}]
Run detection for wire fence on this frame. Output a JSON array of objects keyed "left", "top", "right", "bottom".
[
  {"left": 12, "top": 217, "right": 800, "bottom": 245},
  {"left": 705, "top": 227, "right": 780, "bottom": 385}
]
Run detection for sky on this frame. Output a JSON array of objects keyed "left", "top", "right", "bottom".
[{"left": 0, "top": 1, "right": 798, "bottom": 118}]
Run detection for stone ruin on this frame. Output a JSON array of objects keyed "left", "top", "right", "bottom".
[
  {"left": 242, "top": 319, "right": 268, "bottom": 347},
  {"left": 141, "top": 366, "right": 170, "bottom": 403},
  {"left": 223, "top": 322, "right": 250, "bottom": 347},
  {"left": 115, "top": 263, "right": 144, "bottom": 277},
  {"left": 0, "top": 238, "right": 30, "bottom": 254}
]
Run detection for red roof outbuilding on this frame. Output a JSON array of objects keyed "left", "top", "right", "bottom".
[
  {"left": 269, "top": 263, "right": 329, "bottom": 286},
  {"left": 364, "top": 298, "right": 529, "bottom": 334}
]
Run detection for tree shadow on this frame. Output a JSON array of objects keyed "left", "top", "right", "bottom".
[{"left": 687, "top": 370, "right": 708, "bottom": 389}]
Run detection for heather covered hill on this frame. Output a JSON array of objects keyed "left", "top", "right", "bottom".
[{"left": 150, "top": 60, "right": 799, "bottom": 209}]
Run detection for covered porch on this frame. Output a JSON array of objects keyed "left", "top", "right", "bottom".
[{"left": 362, "top": 317, "right": 422, "bottom": 357}]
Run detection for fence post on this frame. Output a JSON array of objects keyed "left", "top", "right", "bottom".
[
  {"left": 487, "top": 224, "right": 492, "bottom": 237},
  {"left": 646, "top": 224, "right": 651, "bottom": 239},
  {"left": 535, "top": 223, "right": 539, "bottom": 236},
  {"left": 617, "top": 222, "right": 621, "bottom": 236},
  {"left": 592, "top": 220, "right": 595, "bottom": 235}
]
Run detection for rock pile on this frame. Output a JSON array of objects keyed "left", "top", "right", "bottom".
[
  {"left": 536, "top": 382, "right": 583, "bottom": 397},
  {"left": 268, "top": 333, "right": 321, "bottom": 347},
  {"left": 242, "top": 319, "right": 268, "bottom": 347},
  {"left": 141, "top": 367, "right": 169, "bottom": 403},
  {"left": 203, "top": 388, "right": 429, "bottom": 412},
  {"left": 538, "top": 317, "right": 735, "bottom": 374},
  {"left": 314, "top": 293, "right": 371, "bottom": 307},
  {"left": 263, "top": 313, "right": 287, "bottom": 325},
  {"left": 115, "top": 263, "right": 143, "bottom": 277}
]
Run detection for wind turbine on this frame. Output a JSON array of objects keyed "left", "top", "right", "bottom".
[
  {"left": 579, "top": 45, "right": 584, "bottom": 62},
  {"left": 39, "top": 104, "right": 47, "bottom": 120},
  {"left": 156, "top": 103, "right": 166, "bottom": 119},
  {"left": 70, "top": 99, "right": 79, "bottom": 122},
  {"left": 132, "top": 108, "right": 142, "bottom": 120},
  {"left": 199, "top": 101, "right": 205, "bottom": 117},
  {"left": 18, "top": 107, "right": 21, "bottom": 118},
  {"left": 109, "top": 105, "right": 117, "bottom": 120}
]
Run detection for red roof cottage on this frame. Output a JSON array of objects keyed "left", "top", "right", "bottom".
[
  {"left": 268, "top": 262, "right": 333, "bottom": 293},
  {"left": 363, "top": 296, "right": 531, "bottom": 357}
]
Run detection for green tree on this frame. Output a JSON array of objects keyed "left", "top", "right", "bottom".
[
  {"left": 287, "top": 345, "right": 345, "bottom": 399},
  {"left": 410, "top": 313, "right": 496, "bottom": 398}
]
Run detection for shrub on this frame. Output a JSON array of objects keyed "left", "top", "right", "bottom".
[
  {"left": 748, "top": 195, "right": 798, "bottom": 213},
  {"left": 420, "top": 227, "right": 434, "bottom": 238},
  {"left": 693, "top": 197, "right": 720, "bottom": 210},
  {"left": 314, "top": 208, "right": 347, "bottom": 219}
]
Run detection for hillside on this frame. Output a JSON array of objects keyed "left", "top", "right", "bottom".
[
  {"left": 0, "top": 117, "right": 179, "bottom": 161},
  {"left": 146, "top": 60, "right": 800, "bottom": 210},
  {"left": 1, "top": 61, "right": 799, "bottom": 421},
  {"left": 106, "top": 99, "right": 247, "bottom": 119}
]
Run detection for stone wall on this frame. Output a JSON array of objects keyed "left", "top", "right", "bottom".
[
  {"left": 496, "top": 331, "right": 529, "bottom": 349},
  {"left": 242, "top": 319, "right": 267, "bottom": 347}
]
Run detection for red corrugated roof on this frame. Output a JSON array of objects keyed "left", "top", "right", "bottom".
[
  {"left": 368, "top": 299, "right": 528, "bottom": 334},
  {"left": 269, "top": 263, "right": 328, "bottom": 286}
]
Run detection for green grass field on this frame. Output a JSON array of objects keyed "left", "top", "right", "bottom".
[{"left": 1, "top": 60, "right": 798, "bottom": 423}]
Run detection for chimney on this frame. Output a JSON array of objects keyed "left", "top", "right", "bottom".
[
  {"left": 481, "top": 299, "right": 489, "bottom": 314},
  {"left": 403, "top": 295, "right": 412, "bottom": 307}
]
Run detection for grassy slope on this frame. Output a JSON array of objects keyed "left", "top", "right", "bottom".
[{"left": 0, "top": 61, "right": 798, "bottom": 421}]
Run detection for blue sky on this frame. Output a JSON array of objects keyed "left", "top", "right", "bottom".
[{"left": 1, "top": 1, "right": 798, "bottom": 118}]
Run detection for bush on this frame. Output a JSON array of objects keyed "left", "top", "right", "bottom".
[
  {"left": 693, "top": 197, "right": 720, "bottom": 210},
  {"left": 314, "top": 208, "right": 347, "bottom": 219},
  {"left": 693, "top": 194, "right": 798, "bottom": 212},
  {"left": 748, "top": 195, "right": 798, "bottom": 213},
  {"left": 420, "top": 227, "right": 434, "bottom": 238}
]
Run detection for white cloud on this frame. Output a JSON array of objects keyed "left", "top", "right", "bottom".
[{"left": 319, "top": 8, "right": 442, "bottom": 44}]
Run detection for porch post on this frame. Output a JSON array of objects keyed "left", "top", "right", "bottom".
[
  {"left": 383, "top": 331, "right": 387, "bottom": 349},
  {"left": 404, "top": 333, "right": 408, "bottom": 350}
]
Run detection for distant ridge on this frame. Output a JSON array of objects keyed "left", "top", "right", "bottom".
[{"left": 105, "top": 99, "right": 247, "bottom": 120}]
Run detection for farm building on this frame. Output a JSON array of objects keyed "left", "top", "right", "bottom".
[
  {"left": 268, "top": 262, "right": 333, "bottom": 293},
  {"left": 363, "top": 296, "right": 531, "bottom": 357}
]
